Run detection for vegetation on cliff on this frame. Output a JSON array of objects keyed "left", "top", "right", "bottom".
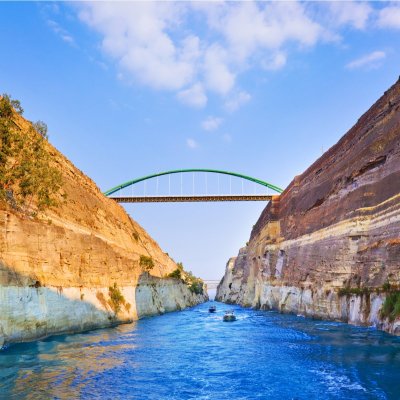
[
  {"left": 381, "top": 292, "right": 400, "bottom": 322},
  {"left": 139, "top": 255, "right": 155, "bottom": 272},
  {"left": 337, "top": 282, "right": 400, "bottom": 321},
  {"left": 380, "top": 283, "right": 400, "bottom": 322},
  {"left": 168, "top": 268, "right": 182, "bottom": 279},
  {"left": 0, "top": 94, "right": 62, "bottom": 212},
  {"left": 337, "top": 287, "right": 372, "bottom": 297},
  {"left": 168, "top": 262, "right": 204, "bottom": 295},
  {"left": 108, "top": 282, "right": 126, "bottom": 314},
  {"left": 187, "top": 278, "right": 204, "bottom": 295},
  {"left": 167, "top": 262, "right": 184, "bottom": 279}
]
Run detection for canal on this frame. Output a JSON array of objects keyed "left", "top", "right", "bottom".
[{"left": 1, "top": 302, "right": 400, "bottom": 399}]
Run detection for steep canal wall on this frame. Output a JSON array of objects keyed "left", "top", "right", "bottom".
[
  {"left": 217, "top": 79, "right": 400, "bottom": 335},
  {"left": 0, "top": 107, "right": 207, "bottom": 347}
]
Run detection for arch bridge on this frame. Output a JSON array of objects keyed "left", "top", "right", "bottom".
[{"left": 104, "top": 169, "right": 283, "bottom": 203}]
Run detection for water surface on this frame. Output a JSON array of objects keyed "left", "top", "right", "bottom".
[{"left": 1, "top": 302, "right": 400, "bottom": 399}]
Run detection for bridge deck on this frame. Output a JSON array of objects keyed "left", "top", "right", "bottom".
[{"left": 109, "top": 195, "right": 273, "bottom": 203}]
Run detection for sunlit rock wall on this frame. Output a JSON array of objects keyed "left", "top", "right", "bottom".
[
  {"left": 0, "top": 112, "right": 207, "bottom": 347},
  {"left": 217, "top": 79, "right": 400, "bottom": 335}
]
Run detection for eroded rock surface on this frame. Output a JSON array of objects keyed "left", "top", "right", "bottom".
[
  {"left": 217, "top": 79, "right": 400, "bottom": 335},
  {"left": 0, "top": 112, "right": 207, "bottom": 346}
]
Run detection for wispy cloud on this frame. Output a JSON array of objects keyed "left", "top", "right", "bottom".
[
  {"left": 262, "top": 52, "right": 287, "bottom": 71},
  {"left": 225, "top": 91, "right": 251, "bottom": 113},
  {"left": 202, "top": 116, "right": 223, "bottom": 131},
  {"left": 204, "top": 44, "right": 235, "bottom": 95},
  {"left": 47, "top": 19, "right": 75, "bottom": 46},
  {"left": 326, "top": 1, "right": 372, "bottom": 30},
  {"left": 177, "top": 83, "right": 207, "bottom": 108},
  {"left": 377, "top": 5, "right": 400, "bottom": 29},
  {"left": 186, "top": 138, "right": 199, "bottom": 149},
  {"left": 345, "top": 51, "right": 386, "bottom": 70}
]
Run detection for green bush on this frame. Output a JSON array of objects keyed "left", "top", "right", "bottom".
[
  {"left": 382, "top": 281, "right": 391, "bottom": 292},
  {"left": 182, "top": 269, "right": 204, "bottom": 295},
  {"left": 165, "top": 261, "right": 204, "bottom": 295},
  {"left": 189, "top": 280, "right": 204, "bottom": 295},
  {"left": 337, "top": 287, "right": 371, "bottom": 297},
  {"left": 381, "top": 291, "right": 400, "bottom": 322},
  {"left": 108, "top": 282, "right": 125, "bottom": 314},
  {"left": 168, "top": 268, "right": 182, "bottom": 279},
  {"left": 140, "top": 255, "right": 154, "bottom": 272}
]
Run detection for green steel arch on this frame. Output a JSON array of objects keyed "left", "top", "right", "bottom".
[{"left": 104, "top": 169, "right": 283, "bottom": 196}]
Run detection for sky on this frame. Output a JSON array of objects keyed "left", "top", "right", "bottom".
[{"left": 1, "top": 1, "right": 400, "bottom": 280}]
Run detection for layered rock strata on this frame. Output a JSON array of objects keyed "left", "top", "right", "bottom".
[
  {"left": 217, "top": 79, "right": 400, "bottom": 335},
  {"left": 0, "top": 112, "right": 207, "bottom": 347}
]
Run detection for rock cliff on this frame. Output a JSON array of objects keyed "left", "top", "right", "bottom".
[
  {"left": 0, "top": 109, "right": 207, "bottom": 347},
  {"left": 217, "top": 79, "right": 400, "bottom": 335}
]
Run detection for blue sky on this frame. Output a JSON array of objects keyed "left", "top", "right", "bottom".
[{"left": 1, "top": 1, "right": 400, "bottom": 280}]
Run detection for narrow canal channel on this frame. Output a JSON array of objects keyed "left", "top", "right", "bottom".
[{"left": 1, "top": 302, "right": 400, "bottom": 399}]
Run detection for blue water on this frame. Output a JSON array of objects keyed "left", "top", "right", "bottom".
[{"left": 1, "top": 302, "right": 400, "bottom": 400}]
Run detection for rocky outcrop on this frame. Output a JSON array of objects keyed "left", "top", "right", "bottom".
[
  {"left": 217, "top": 79, "right": 400, "bottom": 335},
  {"left": 135, "top": 273, "right": 206, "bottom": 317},
  {"left": 0, "top": 111, "right": 207, "bottom": 347}
]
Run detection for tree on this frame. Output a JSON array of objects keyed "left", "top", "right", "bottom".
[
  {"left": 0, "top": 94, "right": 23, "bottom": 116},
  {"left": 33, "top": 121, "right": 48, "bottom": 139}
]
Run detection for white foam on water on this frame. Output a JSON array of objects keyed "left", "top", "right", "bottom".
[{"left": 311, "top": 367, "right": 367, "bottom": 394}]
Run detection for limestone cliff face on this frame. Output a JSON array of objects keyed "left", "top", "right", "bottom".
[
  {"left": 217, "top": 79, "right": 400, "bottom": 335},
  {"left": 0, "top": 112, "right": 207, "bottom": 347}
]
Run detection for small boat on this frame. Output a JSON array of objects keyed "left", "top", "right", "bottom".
[
  {"left": 223, "top": 310, "right": 237, "bottom": 322},
  {"left": 208, "top": 305, "right": 217, "bottom": 313}
]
